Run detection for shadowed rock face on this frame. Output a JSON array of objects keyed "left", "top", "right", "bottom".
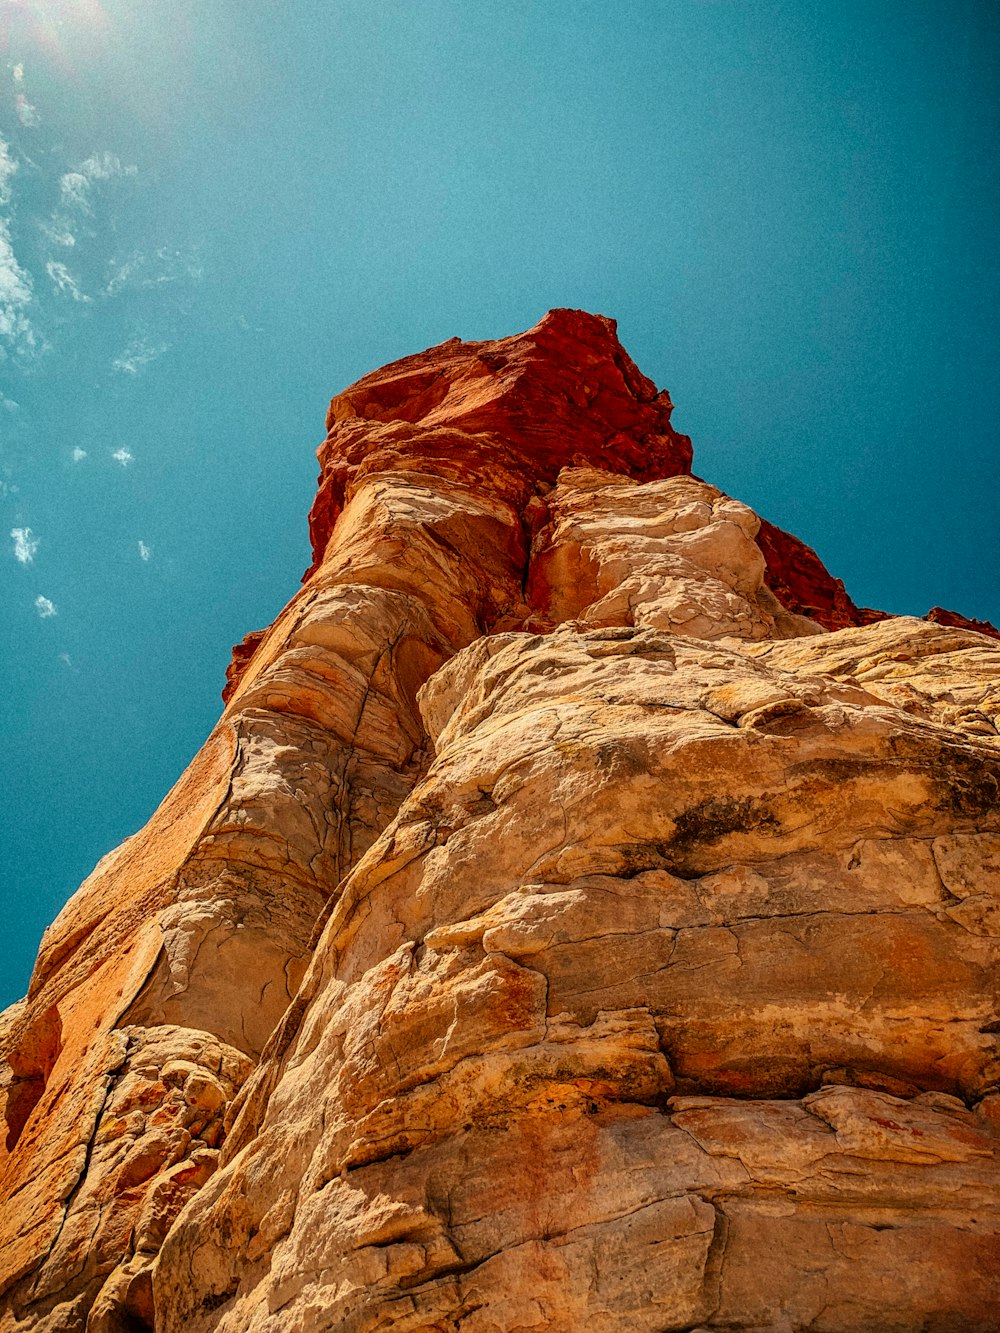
[{"left": 2, "top": 309, "right": 999, "bottom": 1333}]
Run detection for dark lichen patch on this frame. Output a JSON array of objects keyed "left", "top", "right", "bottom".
[
  {"left": 786, "top": 756, "right": 880, "bottom": 783},
  {"left": 593, "top": 738, "right": 650, "bottom": 778},
  {"left": 670, "top": 796, "right": 782, "bottom": 855},
  {"left": 199, "top": 1286, "right": 239, "bottom": 1313},
  {"left": 936, "top": 750, "right": 1000, "bottom": 821}
]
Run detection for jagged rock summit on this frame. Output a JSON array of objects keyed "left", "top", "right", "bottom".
[{"left": 3, "top": 309, "right": 1000, "bottom": 1332}]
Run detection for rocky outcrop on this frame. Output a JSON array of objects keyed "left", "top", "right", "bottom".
[
  {"left": 925, "top": 604, "right": 1000, "bottom": 640},
  {"left": 2, "top": 309, "right": 999, "bottom": 1332}
]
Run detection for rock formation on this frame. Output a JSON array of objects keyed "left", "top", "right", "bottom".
[{"left": 2, "top": 309, "right": 999, "bottom": 1332}]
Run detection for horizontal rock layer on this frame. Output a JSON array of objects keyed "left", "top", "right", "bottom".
[{"left": 2, "top": 309, "right": 998, "bottom": 1333}]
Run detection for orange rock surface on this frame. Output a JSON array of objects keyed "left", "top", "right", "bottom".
[{"left": 2, "top": 310, "right": 999, "bottom": 1332}]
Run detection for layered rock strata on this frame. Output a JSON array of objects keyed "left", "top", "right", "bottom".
[{"left": 2, "top": 310, "right": 999, "bottom": 1332}]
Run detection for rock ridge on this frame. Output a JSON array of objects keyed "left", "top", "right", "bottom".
[{"left": 2, "top": 308, "right": 999, "bottom": 1333}]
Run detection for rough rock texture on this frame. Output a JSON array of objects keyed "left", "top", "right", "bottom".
[{"left": 2, "top": 309, "right": 999, "bottom": 1333}]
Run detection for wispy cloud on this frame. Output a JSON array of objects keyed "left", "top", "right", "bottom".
[
  {"left": 82, "top": 152, "right": 135, "bottom": 182},
  {"left": 111, "top": 447, "right": 133, "bottom": 465},
  {"left": 0, "top": 134, "right": 40, "bottom": 360},
  {"left": 34, "top": 594, "right": 57, "bottom": 618},
  {"left": 15, "top": 97, "right": 40, "bottom": 128},
  {"left": 13, "top": 65, "right": 40, "bottom": 128},
  {"left": 0, "top": 138, "right": 17, "bottom": 207},
  {"left": 59, "top": 152, "right": 136, "bottom": 216},
  {"left": 46, "top": 260, "right": 90, "bottom": 302},
  {"left": 57, "top": 172, "right": 91, "bottom": 214},
  {"left": 45, "top": 151, "right": 138, "bottom": 258},
  {"left": 11, "top": 526, "right": 38, "bottom": 564},
  {"left": 0, "top": 223, "right": 36, "bottom": 357},
  {"left": 138, "top": 540, "right": 152, "bottom": 561},
  {"left": 71, "top": 446, "right": 87, "bottom": 461},
  {"left": 40, "top": 220, "right": 77, "bottom": 248},
  {"left": 105, "top": 246, "right": 203, "bottom": 296},
  {"left": 0, "top": 391, "right": 18, "bottom": 413},
  {"left": 112, "top": 337, "right": 165, "bottom": 375}
]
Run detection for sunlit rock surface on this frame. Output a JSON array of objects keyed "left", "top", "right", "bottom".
[{"left": 2, "top": 310, "right": 998, "bottom": 1332}]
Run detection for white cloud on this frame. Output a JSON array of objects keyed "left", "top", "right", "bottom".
[
  {"left": 58, "top": 171, "right": 92, "bottom": 213},
  {"left": 105, "top": 247, "right": 203, "bottom": 296},
  {"left": 59, "top": 152, "right": 136, "bottom": 215},
  {"left": 11, "top": 526, "right": 38, "bottom": 564},
  {"left": 59, "top": 652, "right": 73, "bottom": 668},
  {"left": 0, "top": 137, "right": 17, "bottom": 207},
  {"left": 0, "top": 138, "right": 40, "bottom": 359},
  {"left": 0, "top": 391, "right": 18, "bottom": 413},
  {"left": 46, "top": 260, "right": 90, "bottom": 302},
  {"left": 71, "top": 446, "right": 87, "bottom": 462},
  {"left": 12, "top": 66, "right": 40, "bottom": 127},
  {"left": 15, "top": 95, "right": 40, "bottom": 129},
  {"left": 34, "top": 594, "right": 57, "bottom": 618},
  {"left": 105, "top": 252, "right": 151, "bottom": 294},
  {"left": 0, "top": 221, "right": 37, "bottom": 358},
  {"left": 112, "top": 447, "right": 133, "bottom": 465},
  {"left": 138, "top": 540, "right": 152, "bottom": 561},
  {"left": 40, "top": 220, "right": 76, "bottom": 248},
  {"left": 84, "top": 152, "right": 136, "bottom": 182},
  {"left": 112, "top": 338, "right": 166, "bottom": 375}
]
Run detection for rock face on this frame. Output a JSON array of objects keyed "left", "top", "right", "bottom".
[{"left": 2, "top": 309, "right": 999, "bottom": 1333}]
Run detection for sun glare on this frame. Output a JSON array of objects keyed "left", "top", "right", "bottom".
[{"left": 2, "top": 0, "right": 110, "bottom": 67}]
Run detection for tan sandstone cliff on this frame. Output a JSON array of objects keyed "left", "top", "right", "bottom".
[{"left": 2, "top": 309, "right": 1000, "bottom": 1333}]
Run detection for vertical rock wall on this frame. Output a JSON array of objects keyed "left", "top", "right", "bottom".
[{"left": 2, "top": 310, "right": 998, "bottom": 1332}]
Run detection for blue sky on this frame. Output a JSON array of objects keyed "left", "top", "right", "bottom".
[{"left": 2, "top": 0, "right": 998, "bottom": 1007}]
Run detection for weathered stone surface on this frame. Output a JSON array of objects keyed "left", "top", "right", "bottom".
[
  {"left": 153, "top": 1086, "right": 1000, "bottom": 1332},
  {"left": 0, "top": 1022, "right": 250, "bottom": 1332},
  {"left": 525, "top": 468, "right": 821, "bottom": 639},
  {"left": 3, "top": 309, "right": 998, "bottom": 1331},
  {"left": 149, "top": 606, "right": 1000, "bottom": 1331}
]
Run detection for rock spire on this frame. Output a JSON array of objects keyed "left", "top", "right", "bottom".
[{"left": 2, "top": 309, "right": 999, "bottom": 1332}]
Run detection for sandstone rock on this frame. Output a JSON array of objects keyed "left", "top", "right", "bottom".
[
  {"left": 304, "top": 308, "right": 693, "bottom": 583},
  {"left": 926, "top": 605, "right": 1000, "bottom": 640},
  {"left": 525, "top": 467, "right": 823, "bottom": 640},
  {"left": 0, "top": 1024, "right": 249, "bottom": 1331},
  {"left": 3, "top": 310, "right": 998, "bottom": 1332}
]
